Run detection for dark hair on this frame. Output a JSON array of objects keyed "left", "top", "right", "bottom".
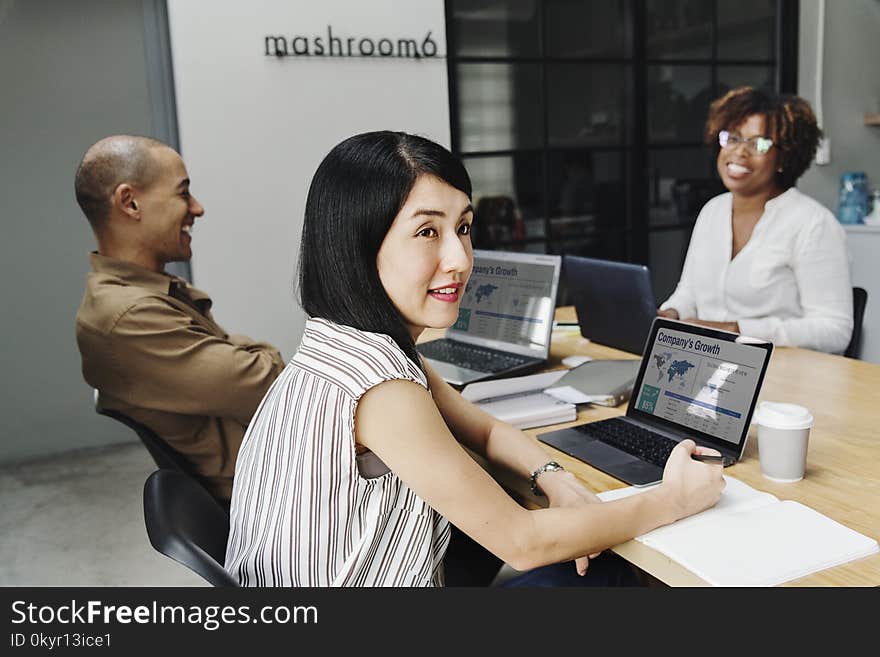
[
  {"left": 704, "top": 86, "right": 822, "bottom": 190},
  {"left": 74, "top": 135, "right": 166, "bottom": 230},
  {"left": 298, "top": 131, "right": 472, "bottom": 368}
]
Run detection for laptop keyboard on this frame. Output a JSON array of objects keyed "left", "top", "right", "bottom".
[
  {"left": 417, "top": 339, "right": 533, "bottom": 374},
  {"left": 573, "top": 418, "right": 678, "bottom": 468}
]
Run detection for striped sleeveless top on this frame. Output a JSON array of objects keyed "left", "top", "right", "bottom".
[{"left": 225, "top": 318, "right": 451, "bottom": 586}]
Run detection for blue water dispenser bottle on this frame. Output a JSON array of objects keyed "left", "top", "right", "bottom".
[{"left": 837, "top": 171, "right": 868, "bottom": 225}]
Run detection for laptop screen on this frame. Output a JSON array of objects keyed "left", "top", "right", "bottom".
[
  {"left": 447, "top": 250, "right": 561, "bottom": 358},
  {"left": 629, "top": 319, "right": 772, "bottom": 450}
]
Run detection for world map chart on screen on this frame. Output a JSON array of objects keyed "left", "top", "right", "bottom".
[{"left": 652, "top": 352, "right": 696, "bottom": 384}]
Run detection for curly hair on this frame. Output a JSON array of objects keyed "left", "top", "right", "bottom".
[{"left": 704, "top": 86, "right": 822, "bottom": 190}]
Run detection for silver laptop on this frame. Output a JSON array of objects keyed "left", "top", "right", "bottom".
[
  {"left": 417, "top": 250, "right": 562, "bottom": 386},
  {"left": 539, "top": 318, "right": 773, "bottom": 486}
]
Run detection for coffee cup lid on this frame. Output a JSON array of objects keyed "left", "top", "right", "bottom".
[{"left": 754, "top": 401, "right": 814, "bottom": 430}]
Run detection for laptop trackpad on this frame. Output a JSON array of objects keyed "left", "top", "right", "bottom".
[
  {"left": 579, "top": 442, "right": 663, "bottom": 487},
  {"left": 423, "top": 358, "right": 485, "bottom": 387},
  {"left": 540, "top": 429, "right": 663, "bottom": 487},
  {"left": 575, "top": 440, "right": 640, "bottom": 469}
]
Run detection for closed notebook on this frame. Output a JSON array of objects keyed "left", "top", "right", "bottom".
[
  {"left": 598, "top": 477, "right": 880, "bottom": 587},
  {"left": 543, "top": 359, "right": 640, "bottom": 407}
]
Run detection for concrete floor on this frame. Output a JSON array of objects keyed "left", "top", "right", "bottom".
[
  {"left": 0, "top": 441, "right": 522, "bottom": 587},
  {"left": 0, "top": 442, "right": 204, "bottom": 586}
]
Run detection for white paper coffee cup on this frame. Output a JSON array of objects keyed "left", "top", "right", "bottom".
[{"left": 754, "top": 401, "right": 814, "bottom": 482}]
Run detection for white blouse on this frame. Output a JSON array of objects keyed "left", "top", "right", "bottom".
[{"left": 661, "top": 188, "right": 853, "bottom": 354}]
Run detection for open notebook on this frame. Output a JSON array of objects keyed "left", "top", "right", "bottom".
[{"left": 598, "top": 477, "right": 879, "bottom": 586}]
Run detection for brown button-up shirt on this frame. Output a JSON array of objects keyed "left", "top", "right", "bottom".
[{"left": 75, "top": 253, "right": 285, "bottom": 501}]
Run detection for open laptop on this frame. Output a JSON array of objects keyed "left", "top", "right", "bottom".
[
  {"left": 417, "top": 250, "right": 562, "bottom": 386},
  {"left": 564, "top": 255, "right": 658, "bottom": 355},
  {"left": 538, "top": 318, "right": 773, "bottom": 486}
]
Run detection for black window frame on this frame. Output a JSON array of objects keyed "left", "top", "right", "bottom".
[{"left": 445, "top": 0, "right": 799, "bottom": 298}]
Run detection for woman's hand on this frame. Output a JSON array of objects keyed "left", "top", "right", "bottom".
[
  {"left": 540, "top": 470, "right": 602, "bottom": 575},
  {"left": 682, "top": 318, "right": 740, "bottom": 333},
  {"left": 657, "top": 307, "right": 679, "bottom": 319},
  {"left": 659, "top": 440, "right": 726, "bottom": 522}
]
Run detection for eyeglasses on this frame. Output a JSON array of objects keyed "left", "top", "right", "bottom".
[{"left": 718, "top": 130, "right": 774, "bottom": 155}]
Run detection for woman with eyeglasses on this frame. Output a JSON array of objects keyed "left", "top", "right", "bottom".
[{"left": 658, "top": 86, "right": 853, "bottom": 354}]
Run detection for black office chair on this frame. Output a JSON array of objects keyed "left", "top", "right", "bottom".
[
  {"left": 143, "top": 469, "right": 239, "bottom": 587},
  {"left": 94, "top": 391, "right": 210, "bottom": 488},
  {"left": 844, "top": 287, "right": 868, "bottom": 359},
  {"left": 96, "top": 405, "right": 190, "bottom": 473}
]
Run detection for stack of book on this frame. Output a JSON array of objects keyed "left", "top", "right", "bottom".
[
  {"left": 461, "top": 359, "right": 641, "bottom": 429},
  {"left": 461, "top": 371, "right": 575, "bottom": 429}
]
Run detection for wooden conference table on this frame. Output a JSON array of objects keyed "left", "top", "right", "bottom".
[{"left": 425, "top": 307, "right": 880, "bottom": 586}]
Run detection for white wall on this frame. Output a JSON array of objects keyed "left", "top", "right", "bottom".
[
  {"left": 798, "top": 0, "right": 880, "bottom": 212},
  {"left": 798, "top": 0, "right": 880, "bottom": 362},
  {"left": 167, "top": 0, "right": 450, "bottom": 358},
  {"left": 845, "top": 226, "right": 880, "bottom": 363}
]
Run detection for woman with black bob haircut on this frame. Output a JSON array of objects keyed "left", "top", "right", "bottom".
[
  {"left": 659, "top": 87, "right": 852, "bottom": 353},
  {"left": 225, "top": 131, "right": 724, "bottom": 587},
  {"left": 298, "top": 130, "right": 470, "bottom": 369}
]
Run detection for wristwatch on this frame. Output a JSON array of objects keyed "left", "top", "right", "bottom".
[{"left": 529, "top": 461, "right": 565, "bottom": 496}]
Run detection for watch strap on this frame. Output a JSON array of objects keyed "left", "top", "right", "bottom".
[{"left": 529, "top": 461, "right": 565, "bottom": 496}]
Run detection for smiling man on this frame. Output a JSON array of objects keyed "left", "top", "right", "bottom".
[{"left": 73, "top": 135, "right": 285, "bottom": 502}]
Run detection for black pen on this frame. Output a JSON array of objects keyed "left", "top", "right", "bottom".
[{"left": 691, "top": 454, "right": 735, "bottom": 466}]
